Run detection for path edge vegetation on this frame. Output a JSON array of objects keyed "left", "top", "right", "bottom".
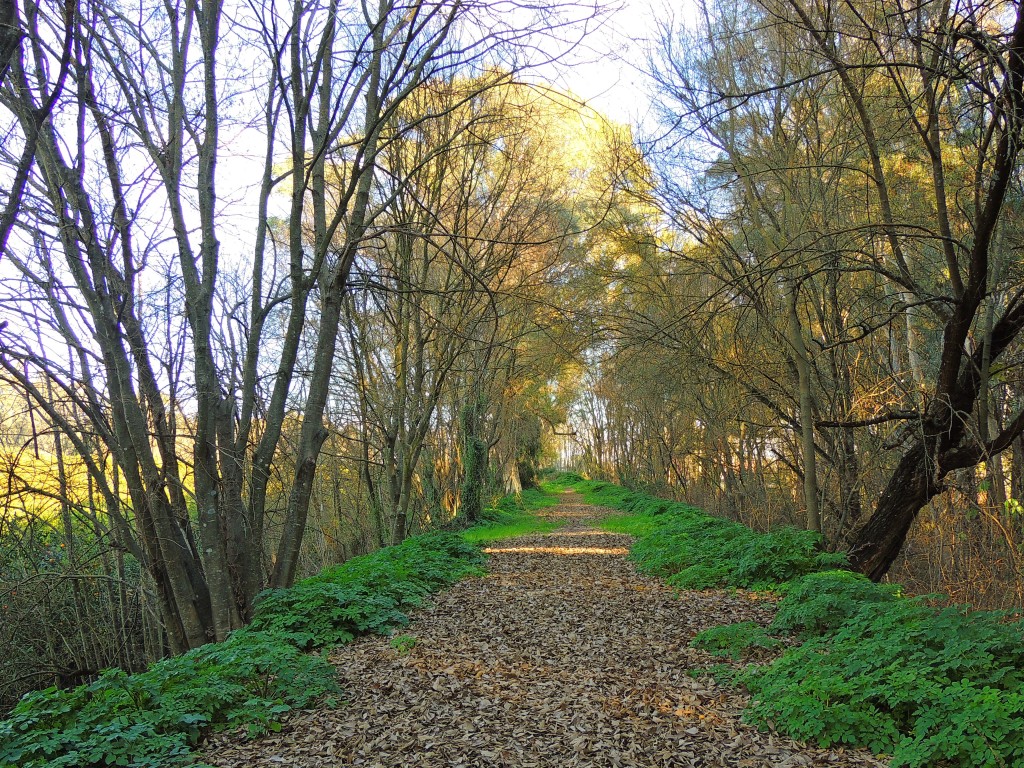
[
  {"left": 569, "top": 474, "right": 1024, "bottom": 768},
  {"left": 0, "top": 486, "right": 564, "bottom": 768}
]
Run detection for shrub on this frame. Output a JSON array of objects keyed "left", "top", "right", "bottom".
[
  {"left": 548, "top": 470, "right": 585, "bottom": 484},
  {"left": 744, "top": 600, "right": 1024, "bottom": 767},
  {"left": 690, "top": 621, "right": 782, "bottom": 660},
  {"left": 770, "top": 569, "right": 900, "bottom": 636},
  {"left": 571, "top": 478, "right": 843, "bottom": 590},
  {"left": 0, "top": 530, "right": 485, "bottom": 768},
  {"left": 249, "top": 532, "right": 486, "bottom": 647},
  {"left": 629, "top": 513, "right": 842, "bottom": 590},
  {"left": 0, "top": 629, "right": 338, "bottom": 768},
  {"left": 389, "top": 634, "right": 418, "bottom": 655}
]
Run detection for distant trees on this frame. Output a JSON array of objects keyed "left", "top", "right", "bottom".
[
  {"left": 334, "top": 77, "right": 633, "bottom": 541},
  {"left": 581, "top": 0, "right": 1024, "bottom": 589}
]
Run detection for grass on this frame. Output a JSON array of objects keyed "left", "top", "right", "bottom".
[{"left": 460, "top": 484, "right": 565, "bottom": 543}]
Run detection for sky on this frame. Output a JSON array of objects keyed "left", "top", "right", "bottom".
[
  {"left": 551, "top": 0, "right": 660, "bottom": 126},
  {"left": 549, "top": 0, "right": 696, "bottom": 129},
  {"left": 209, "top": 0, "right": 704, "bottom": 266}
]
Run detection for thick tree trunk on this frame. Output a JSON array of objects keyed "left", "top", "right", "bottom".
[
  {"left": 847, "top": 442, "right": 943, "bottom": 580},
  {"left": 504, "top": 457, "right": 523, "bottom": 494},
  {"left": 459, "top": 394, "right": 489, "bottom": 523}
]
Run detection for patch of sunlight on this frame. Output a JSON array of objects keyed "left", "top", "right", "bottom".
[{"left": 482, "top": 545, "right": 630, "bottom": 556}]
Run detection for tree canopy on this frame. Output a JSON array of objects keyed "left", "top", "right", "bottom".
[{"left": 4, "top": 0, "right": 1024, "bottom": 712}]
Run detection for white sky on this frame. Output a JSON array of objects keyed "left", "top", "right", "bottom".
[{"left": 548, "top": 0, "right": 696, "bottom": 129}]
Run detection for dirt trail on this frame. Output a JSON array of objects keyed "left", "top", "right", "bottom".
[{"left": 204, "top": 494, "right": 887, "bottom": 767}]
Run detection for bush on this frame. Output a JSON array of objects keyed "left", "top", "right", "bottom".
[
  {"left": 744, "top": 600, "right": 1024, "bottom": 767},
  {"left": 0, "top": 629, "right": 338, "bottom": 768},
  {"left": 572, "top": 478, "right": 846, "bottom": 589},
  {"left": 593, "top": 495, "right": 843, "bottom": 590},
  {"left": 0, "top": 530, "right": 485, "bottom": 768},
  {"left": 546, "top": 470, "right": 586, "bottom": 485},
  {"left": 690, "top": 621, "right": 782, "bottom": 660},
  {"left": 249, "top": 532, "right": 486, "bottom": 647},
  {"left": 770, "top": 569, "right": 900, "bottom": 636}
]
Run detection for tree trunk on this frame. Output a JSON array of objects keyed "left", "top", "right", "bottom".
[
  {"left": 459, "top": 395, "right": 488, "bottom": 523},
  {"left": 847, "top": 442, "right": 943, "bottom": 580},
  {"left": 788, "top": 283, "right": 821, "bottom": 533}
]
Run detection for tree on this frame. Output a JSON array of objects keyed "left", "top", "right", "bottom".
[
  {"left": 0, "top": 0, "right": 603, "bottom": 652},
  {"left": 0, "top": 0, "right": 74, "bottom": 257},
  {"left": 648, "top": 0, "right": 1024, "bottom": 578},
  {"left": 335, "top": 76, "right": 621, "bottom": 537}
]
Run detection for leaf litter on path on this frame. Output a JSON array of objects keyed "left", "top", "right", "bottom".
[{"left": 203, "top": 494, "right": 887, "bottom": 767}]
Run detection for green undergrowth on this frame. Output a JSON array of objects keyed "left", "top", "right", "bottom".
[
  {"left": 460, "top": 484, "right": 564, "bottom": 543},
  {"left": 690, "top": 621, "right": 782, "bottom": 660},
  {"left": 249, "top": 532, "right": 485, "bottom": 645},
  {"left": 563, "top": 475, "right": 1024, "bottom": 767},
  {"left": 577, "top": 478, "right": 844, "bottom": 589},
  {"left": 0, "top": 531, "right": 485, "bottom": 768},
  {"left": 741, "top": 577, "right": 1024, "bottom": 767}
]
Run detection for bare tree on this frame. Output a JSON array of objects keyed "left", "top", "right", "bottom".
[{"left": 0, "top": 0, "right": 605, "bottom": 651}]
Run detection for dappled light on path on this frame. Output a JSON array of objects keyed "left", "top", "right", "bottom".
[
  {"left": 203, "top": 493, "right": 887, "bottom": 767},
  {"left": 482, "top": 545, "right": 630, "bottom": 556}
]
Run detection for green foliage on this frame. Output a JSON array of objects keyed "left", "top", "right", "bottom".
[
  {"left": 546, "top": 470, "right": 586, "bottom": 485},
  {"left": 0, "top": 629, "right": 337, "bottom": 768},
  {"left": 250, "top": 532, "right": 486, "bottom": 647},
  {"left": 461, "top": 487, "right": 564, "bottom": 543},
  {"left": 770, "top": 570, "right": 900, "bottom": 636},
  {"left": 574, "top": 479, "right": 644, "bottom": 510},
  {"left": 598, "top": 512, "right": 659, "bottom": 538},
  {"left": 569, "top": 477, "right": 843, "bottom": 590},
  {"left": 389, "top": 634, "right": 418, "bottom": 655},
  {"left": 743, "top": 600, "right": 1024, "bottom": 767},
  {"left": 482, "top": 487, "right": 561, "bottom": 519},
  {"left": 696, "top": 662, "right": 747, "bottom": 686},
  {"left": 649, "top": 519, "right": 845, "bottom": 590},
  {"left": 690, "top": 621, "right": 782, "bottom": 660},
  {"left": 540, "top": 471, "right": 593, "bottom": 494},
  {"left": 0, "top": 530, "right": 485, "bottom": 768},
  {"left": 461, "top": 518, "right": 561, "bottom": 543}
]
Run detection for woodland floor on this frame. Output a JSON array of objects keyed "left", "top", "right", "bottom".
[{"left": 202, "top": 493, "right": 888, "bottom": 768}]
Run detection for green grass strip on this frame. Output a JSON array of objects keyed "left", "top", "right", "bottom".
[{"left": 460, "top": 485, "right": 565, "bottom": 543}]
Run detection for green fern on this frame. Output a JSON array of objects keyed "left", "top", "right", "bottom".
[
  {"left": 770, "top": 569, "right": 900, "bottom": 636},
  {"left": 745, "top": 600, "right": 1024, "bottom": 767},
  {"left": 690, "top": 621, "right": 782, "bottom": 660}
]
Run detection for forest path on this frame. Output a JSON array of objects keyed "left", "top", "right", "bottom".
[{"left": 203, "top": 493, "right": 886, "bottom": 767}]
